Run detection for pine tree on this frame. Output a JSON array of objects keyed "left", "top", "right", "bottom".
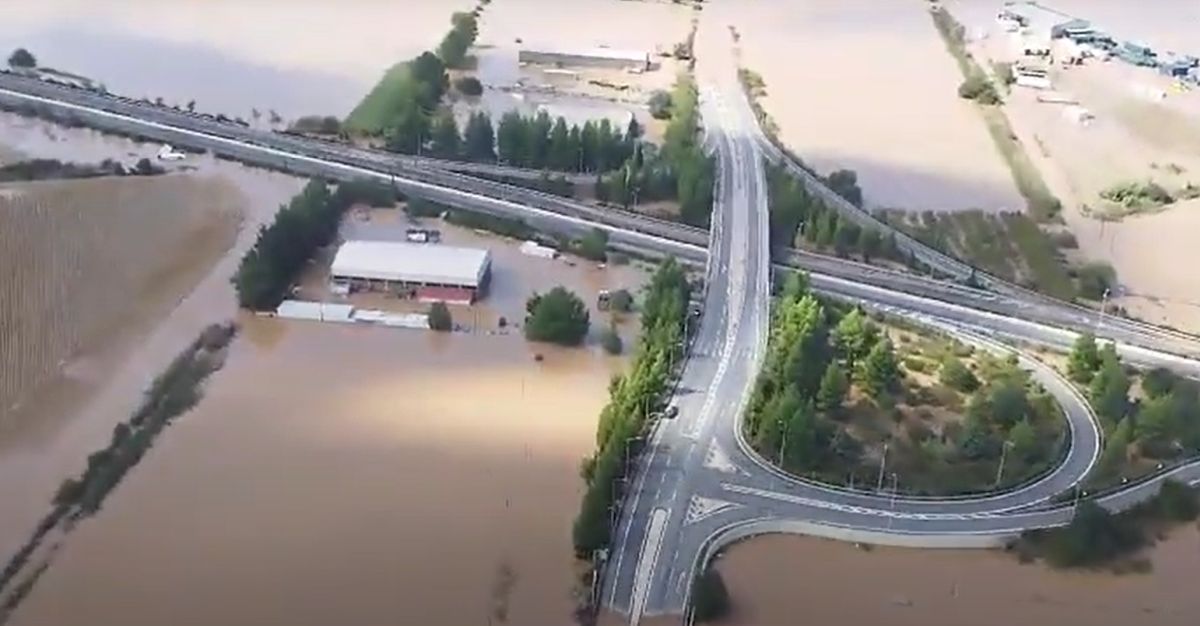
[
  {"left": 463, "top": 111, "right": 495, "bottom": 162},
  {"left": 817, "top": 362, "right": 849, "bottom": 414},
  {"left": 1089, "top": 344, "right": 1129, "bottom": 422},
  {"left": 1068, "top": 332, "right": 1101, "bottom": 383},
  {"left": 429, "top": 110, "right": 461, "bottom": 158},
  {"left": 1008, "top": 419, "right": 1038, "bottom": 464},
  {"left": 548, "top": 117, "right": 573, "bottom": 171},
  {"left": 860, "top": 338, "right": 901, "bottom": 400}
]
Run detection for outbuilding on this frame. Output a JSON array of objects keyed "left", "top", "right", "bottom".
[{"left": 330, "top": 240, "right": 491, "bottom": 304}]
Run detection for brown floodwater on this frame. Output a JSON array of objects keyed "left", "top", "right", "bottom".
[
  {"left": 0, "top": 112, "right": 301, "bottom": 562},
  {"left": 694, "top": 529, "right": 1200, "bottom": 626},
  {"left": 8, "top": 318, "right": 630, "bottom": 626},
  {"left": 0, "top": 0, "right": 474, "bottom": 119}
]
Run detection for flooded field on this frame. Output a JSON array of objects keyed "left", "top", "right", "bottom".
[
  {"left": 0, "top": 0, "right": 473, "bottom": 119},
  {"left": 8, "top": 291, "right": 642, "bottom": 625},
  {"left": 950, "top": 0, "right": 1200, "bottom": 331},
  {"left": 0, "top": 174, "right": 241, "bottom": 420},
  {"left": 0, "top": 111, "right": 301, "bottom": 563},
  {"left": 724, "top": 0, "right": 1022, "bottom": 212}
]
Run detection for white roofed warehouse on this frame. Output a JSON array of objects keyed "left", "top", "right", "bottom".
[{"left": 330, "top": 241, "right": 491, "bottom": 305}]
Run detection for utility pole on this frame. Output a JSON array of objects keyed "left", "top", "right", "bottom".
[{"left": 876, "top": 441, "right": 889, "bottom": 492}]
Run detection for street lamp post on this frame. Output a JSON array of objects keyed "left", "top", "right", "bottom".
[
  {"left": 887, "top": 472, "right": 899, "bottom": 530},
  {"left": 876, "top": 442, "right": 889, "bottom": 492},
  {"left": 1096, "top": 288, "right": 1111, "bottom": 335},
  {"left": 995, "top": 440, "right": 1015, "bottom": 488}
]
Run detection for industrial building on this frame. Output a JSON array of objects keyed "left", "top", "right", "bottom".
[
  {"left": 518, "top": 46, "right": 652, "bottom": 71},
  {"left": 330, "top": 240, "right": 491, "bottom": 304}
]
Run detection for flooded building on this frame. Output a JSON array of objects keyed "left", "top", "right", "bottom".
[
  {"left": 518, "top": 46, "right": 652, "bottom": 71},
  {"left": 330, "top": 240, "right": 491, "bottom": 304}
]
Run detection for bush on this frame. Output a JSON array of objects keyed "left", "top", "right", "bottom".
[
  {"left": 8, "top": 47, "right": 36, "bottom": 69},
  {"left": 941, "top": 356, "right": 980, "bottom": 392},
  {"left": 958, "top": 74, "right": 1000, "bottom": 104},
  {"left": 290, "top": 115, "right": 342, "bottom": 135},
  {"left": 525, "top": 287, "right": 590, "bottom": 346},
  {"left": 1075, "top": 262, "right": 1116, "bottom": 300},
  {"left": 609, "top": 289, "right": 634, "bottom": 313},
  {"left": 648, "top": 90, "right": 672, "bottom": 120},
  {"left": 691, "top": 568, "right": 731, "bottom": 622},
  {"left": 1100, "top": 180, "right": 1174, "bottom": 209},
  {"left": 428, "top": 302, "right": 452, "bottom": 331},
  {"left": 577, "top": 227, "right": 609, "bottom": 262},
  {"left": 1156, "top": 480, "right": 1200, "bottom": 521},
  {"left": 600, "top": 326, "right": 623, "bottom": 355},
  {"left": 1025, "top": 500, "right": 1144, "bottom": 568},
  {"left": 454, "top": 75, "right": 483, "bottom": 96}
]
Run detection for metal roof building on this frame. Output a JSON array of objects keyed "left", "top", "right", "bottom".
[{"left": 330, "top": 241, "right": 491, "bottom": 291}]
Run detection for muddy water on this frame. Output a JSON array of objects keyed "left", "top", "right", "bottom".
[
  {"left": 0, "top": 0, "right": 474, "bottom": 120},
  {"left": 696, "top": 531, "right": 1200, "bottom": 626},
  {"left": 0, "top": 112, "right": 302, "bottom": 562},
  {"left": 305, "top": 206, "right": 651, "bottom": 342},
  {"left": 8, "top": 315, "right": 631, "bottom": 626}
]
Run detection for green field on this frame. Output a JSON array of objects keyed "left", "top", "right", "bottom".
[{"left": 344, "top": 63, "right": 418, "bottom": 134}]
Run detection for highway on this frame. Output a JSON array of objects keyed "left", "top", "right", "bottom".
[
  {"left": 2, "top": 70, "right": 1198, "bottom": 364},
  {"left": 602, "top": 35, "right": 772, "bottom": 621},
  {"left": 597, "top": 11, "right": 1200, "bottom": 624},
  {"left": 6, "top": 59, "right": 1200, "bottom": 625}
]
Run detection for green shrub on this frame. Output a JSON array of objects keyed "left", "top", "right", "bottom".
[
  {"left": 428, "top": 302, "right": 452, "bottom": 331},
  {"left": 525, "top": 287, "right": 590, "bottom": 346},
  {"left": 454, "top": 75, "right": 483, "bottom": 96},
  {"left": 691, "top": 568, "right": 731, "bottom": 622},
  {"left": 958, "top": 74, "right": 1001, "bottom": 104}
]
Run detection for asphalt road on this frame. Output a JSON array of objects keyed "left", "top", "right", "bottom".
[{"left": 601, "top": 50, "right": 772, "bottom": 621}]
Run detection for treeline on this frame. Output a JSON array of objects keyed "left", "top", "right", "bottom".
[
  {"left": 747, "top": 275, "right": 1060, "bottom": 493},
  {"left": 767, "top": 165, "right": 907, "bottom": 264},
  {"left": 0, "top": 157, "right": 163, "bottom": 182},
  {"left": 233, "top": 179, "right": 396, "bottom": 310},
  {"left": 1, "top": 323, "right": 236, "bottom": 613},
  {"left": 417, "top": 108, "right": 642, "bottom": 173},
  {"left": 1069, "top": 334, "right": 1200, "bottom": 483},
  {"left": 344, "top": 10, "right": 479, "bottom": 135},
  {"left": 573, "top": 259, "right": 691, "bottom": 556},
  {"left": 597, "top": 75, "right": 715, "bottom": 227},
  {"left": 1020, "top": 480, "right": 1199, "bottom": 568},
  {"left": 745, "top": 275, "right": 900, "bottom": 474}
]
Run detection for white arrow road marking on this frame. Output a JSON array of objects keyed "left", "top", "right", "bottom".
[
  {"left": 685, "top": 495, "right": 740, "bottom": 526},
  {"left": 703, "top": 440, "right": 743, "bottom": 475}
]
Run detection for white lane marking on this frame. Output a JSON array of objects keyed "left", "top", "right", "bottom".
[
  {"left": 629, "top": 508, "right": 669, "bottom": 625},
  {"left": 720, "top": 483, "right": 1003, "bottom": 521}
]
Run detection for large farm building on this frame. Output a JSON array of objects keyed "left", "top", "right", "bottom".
[{"left": 330, "top": 241, "right": 491, "bottom": 305}]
